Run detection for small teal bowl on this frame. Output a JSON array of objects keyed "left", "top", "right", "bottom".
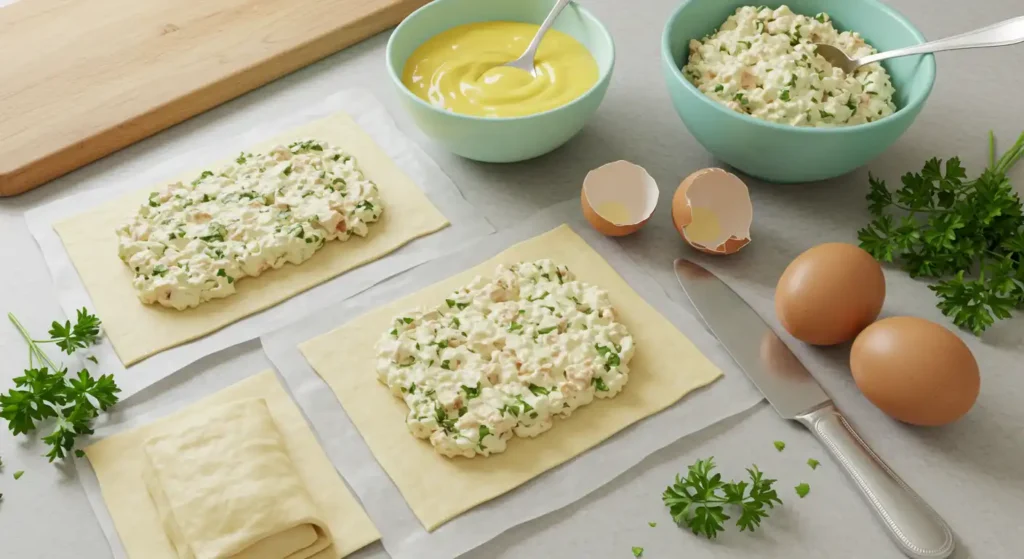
[
  {"left": 386, "top": 0, "right": 615, "bottom": 163},
  {"left": 662, "top": 0, "right": 936, "bottom": 183}
]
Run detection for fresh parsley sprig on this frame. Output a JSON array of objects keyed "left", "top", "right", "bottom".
[
  {"left": 662, "top": 457, "right": 782, "bottom": 539},
  {"left": 0, "top": 310, "right": 120, "bottom": 461},
  {"left": 858, "top": 131, "right": 1024, "bottom": 334}
]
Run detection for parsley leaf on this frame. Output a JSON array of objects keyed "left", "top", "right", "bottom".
[
  {"left": 632, "top": 546, "right": 644, "bottom": 558},
  {"left": 807, "top": 458, "right": 820, "bottom": 470},
  {"left": 773, "top": 440, "right": 786, "bottom": 452},
  {"left": 663, "top": 457, "right": 782, "bottom": 539},
  {"left": 795, "top": 483, "right": 810, "bottom": 498},
  {"left": 858, "top": 131, "right": 1024, "bottom": 334},
  {"left": 1, "top": 311, "right": 120, "bottom": 462},
  {"left": 47, "top": 308, "right": 102, "bottom": 355}
]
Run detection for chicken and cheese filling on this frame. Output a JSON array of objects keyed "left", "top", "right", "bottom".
[
  {"left": 376, "top": 259, "right": 635, "bottom": 458},
  {"left": 116, "top": 140, "right": 384, "bottom": 310},
  {"left": 683, "top": 5, "right": 897, "bottom": 127}
]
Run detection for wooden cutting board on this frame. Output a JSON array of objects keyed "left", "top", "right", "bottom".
[{"left": 0, "top": 0, "right": 428, "bottom": 197}]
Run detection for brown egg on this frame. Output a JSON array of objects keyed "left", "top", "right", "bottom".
[
  {"left": 775, "top": 243, "right": 885, "bottom": 346},
  {"left": 851, "top": 317, "right": 980, "bottom": 426}
]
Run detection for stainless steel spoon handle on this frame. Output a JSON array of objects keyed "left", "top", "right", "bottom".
[
  {"left": 858, "top": 15, "right": 1024, "bottom": 66},
  {"left": 523, "top": 0, "right": 572, "bottom": 59},
  {"left": 796, "top": 404, "right": 954, "bottom": 559},
  {"left": 507, "top": 0, "right": 573, "bottom": 74}
]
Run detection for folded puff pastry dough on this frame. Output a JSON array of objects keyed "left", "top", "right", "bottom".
[{"left": 141, "top": 398, "right": 332, "bottom": 559}]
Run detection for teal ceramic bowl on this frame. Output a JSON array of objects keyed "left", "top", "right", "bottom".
[
  {"left": 386, "top": 0, "right": 615, "bottom": 163},
  {"left": 662, "top": 0, "right": 936, "bottom": 183}
]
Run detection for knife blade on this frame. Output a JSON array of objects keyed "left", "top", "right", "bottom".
[
  {"left": 672, "top": 258, "right": 829, "bottom": 418},
  {"left": 673, "top": 258, "right": 954, "bottom": 559}
]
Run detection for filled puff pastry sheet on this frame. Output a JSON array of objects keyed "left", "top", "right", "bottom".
[
  {"left": 85, "top": 370, "right": 379, "bottom": 559},
  {"left": 55, "top": 111, "right": 449, "bottom": 366},
  {"left": 299, "top": 225, "right": 724, "bottom": 531}
]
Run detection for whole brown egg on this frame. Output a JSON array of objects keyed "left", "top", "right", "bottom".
[
  {"left": 775, "top": 243, "right": 885, "bottom": 345},
  {"left": 850, "top": 317, "right": 980, "bottom": 426}
]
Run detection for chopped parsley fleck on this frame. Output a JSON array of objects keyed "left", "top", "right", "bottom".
[
  {"left": 537, "top": 325, "right": 558, "bottom": 335},
  {"left": 478, "top": 425, "right": 491, "bottom": 450},
  {"left": 191, "top": 170, "right": 214, "bottom": 186},
  {"left": 774, "top": 440, "right": 786, "bottom": 452},
  {"left": 461, "top": 383, "right": 481, "bottom": 399},
  {"left": 434, "top": 404, "right": 455, "bottom": 433},
  {"left": 440, "top": 360, "right": 451, "bottom": 370},
  {"left": 528, "top": 383, "right": 550, "bottom": 396}
]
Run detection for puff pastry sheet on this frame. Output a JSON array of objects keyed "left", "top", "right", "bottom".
[{"left": 85, "top": 370, "right": 380, "bottom": 559}]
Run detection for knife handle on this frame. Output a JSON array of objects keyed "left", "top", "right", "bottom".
[{"left": 795, "top": 404, "right": 954, "bottom": 559}]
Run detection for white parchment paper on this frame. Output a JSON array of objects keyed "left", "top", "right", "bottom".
[
  {"left": 24, "top": 89, "right": 494, "bottom": 401},
  {"left": 261, "top": 200, "right": 765, "bottom": 559}
]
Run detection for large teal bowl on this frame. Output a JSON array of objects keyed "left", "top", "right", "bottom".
[
  {"left": 386, "top": 0, "right": 615, "bottom": 163},
  {"left": 662, "top": 0, "right": 936, "bottom": 183}
]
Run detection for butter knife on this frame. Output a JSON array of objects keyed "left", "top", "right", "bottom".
[{"left": 673, "top": 258, "right": 954, "bottom": 559}]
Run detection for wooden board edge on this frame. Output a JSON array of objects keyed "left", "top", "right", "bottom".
[{"left": 0, "top": 0, "right": 428, "bottom": 198}]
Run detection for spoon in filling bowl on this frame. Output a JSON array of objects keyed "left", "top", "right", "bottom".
[
  {"left": 502, "top": 0, "right": 574, "bottom": 76},
  {"left": 814, "top": 15, "right": 1024, "bottom": 74}
]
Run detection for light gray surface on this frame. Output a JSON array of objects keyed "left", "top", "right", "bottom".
[{"left": 1, "top": 0, "right": 1022, "bottom": 557}]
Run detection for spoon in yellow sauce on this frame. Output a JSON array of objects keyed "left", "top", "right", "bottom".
[{"left": 502, "top": 0, "right": 573, "bottom": 77}]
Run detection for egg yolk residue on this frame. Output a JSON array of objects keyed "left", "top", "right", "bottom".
[
  {"left": 402, "top": 21, "right": 599, "bottom": 118},
  {"left": 684, "top": 206, "right": 723, "bottom": 244},
  {"left": 595, "top": 201, "right": 633, "bottom": 225}
]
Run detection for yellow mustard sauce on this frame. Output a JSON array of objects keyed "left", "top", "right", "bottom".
[{"left": 401, "top": 21, "right": 599, "bottom": 118}]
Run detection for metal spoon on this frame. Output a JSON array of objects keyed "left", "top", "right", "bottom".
[
  {"left": 815, "top": 15, "right": 1024, "bottom": 74},
  {"left": 502, "top": 0, "right": 573, "bottom": 76}
]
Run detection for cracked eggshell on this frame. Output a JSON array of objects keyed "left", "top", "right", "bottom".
[
  {"left": 671, "top": 168, "right": 752, "bottom": 255},
  {"left": 581, "top": 160, "right": 660, "bottom": 237}
]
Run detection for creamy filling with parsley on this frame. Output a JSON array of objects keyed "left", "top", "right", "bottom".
[
  {"left": 376, "top": 259, "right": 635, "bottom": 458},
  {"left": 116, "top": 140, "right": 383, "bottom": 310},
  {"left": 683, "top": 5, "right": 897, "bottom": 127}
]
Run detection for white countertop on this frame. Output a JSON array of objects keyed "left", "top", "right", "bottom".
[{"left": 2, "top": 0, "right": 1023, "bottom": 557}]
